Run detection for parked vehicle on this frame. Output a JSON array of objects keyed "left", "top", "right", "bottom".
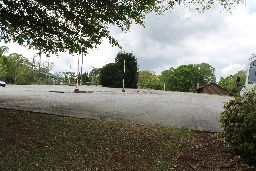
[
  {"left": 0, "top": 81, "right": 6, "bottom": 87},
  {"left": 237, "top": 54, "right": 256, "bottom": 95}
]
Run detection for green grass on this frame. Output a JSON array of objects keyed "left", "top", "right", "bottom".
[{"left": 0, "top": 108, "right": 192, "bottom": 170}]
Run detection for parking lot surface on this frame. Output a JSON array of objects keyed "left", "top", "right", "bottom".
[{"left": 0, "top": 85, "right": 233, "bottom": 132}]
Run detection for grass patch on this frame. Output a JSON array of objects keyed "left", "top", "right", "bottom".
[{"left": 0, "top": 108, "right": 192, "bottom": 170}]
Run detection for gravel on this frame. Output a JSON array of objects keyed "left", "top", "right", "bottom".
[{"left": 0, "top": 85, "right": 233, "bottom": 132}]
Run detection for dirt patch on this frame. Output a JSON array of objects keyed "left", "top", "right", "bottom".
[{"left": 170, "top": 131, "right": 255, "bottom": 170}]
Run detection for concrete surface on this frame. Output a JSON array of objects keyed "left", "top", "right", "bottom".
[{"left": 0, "top": 85, "right": 233, "bottom": 132}]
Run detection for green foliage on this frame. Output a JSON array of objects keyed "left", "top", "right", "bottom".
[
  {"left": 0, "top": 1, "right": 240, "bottom": 54},
  {"left": 100, "top": 52, "right": 138, "bottom": 88},
  {"left": 173, "top": 64, "right": 204, "bottom": 92},
  {"left": 89, "top": 68, "right": 101, "bottom": 86},
  {"left": 0, "top": 57, "right": 7, "bottom": 79},
  {"left": 0, "top": 0, "right": 159, "bottom": 54},
  {"left": 159, "top": 67, "right": 175, "bottom": 91},
  {"left": 115, "top": 52, "right": 138, "bottom": 88},
  {"left": 195, "top": 63, "right": 216, "bottom": 84},
  {"left": 62, "top": 71, "right": 76, "bottom": 85},
  {"left": 220, "top": 90, "right": 256, "bottom": 164},
  {"left": 80, "top": 72, "right": 89, "bottom": 85},
  {"left": 158, "top": 63, "right": 216, "bottom": 92},
  {"left": 0, "top": 46, "right": 33, "bottom": 84},
  {"left": 99, "top": 63, "right": 118, "bottom": 87},
  {"left": 0, "top": 45, "right": 57, "bottom": 85},
  {"left": 218, "top": 70, "right": 246, "bottom": 96},
  {"left": 138, "top": 70, "right": 162, "bottom": 90},
  {"left": 159, "top": 64, "right": 213, "bottom": 92}
]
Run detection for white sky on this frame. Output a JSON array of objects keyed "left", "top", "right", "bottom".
[{"left": 1, "top": 0, "right": 256, "bottom": 82}]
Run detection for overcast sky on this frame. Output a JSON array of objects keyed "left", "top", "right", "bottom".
[{"left": 1, "top": 0, "right": 256, "bottom": 82}]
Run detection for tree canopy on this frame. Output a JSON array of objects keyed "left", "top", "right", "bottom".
[
  {"left": 0, "top": 45, "right": 53, "bottom": 84},
  {"left": 159, "top": 63, "right": 216, "bottom": 92},
  {"left": 99, "top": 52, "right": 138, "bottom": 88},
  {"left": 0, "top": 0, "right": 157, "bottom": 54},
  {"left": 218, "top": 70, "right": 246, "bottom": 96},
  {"left": 0, "top": 0, "right": 241, "bottom": 55},
  {"left": 99, "top": 63, "right": 118, "bottom": 87},
  {"left": 138, "top": 70, "right": 162, "bottom": 90}
]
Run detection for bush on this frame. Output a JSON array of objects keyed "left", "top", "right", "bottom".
[{"left": 220, "top": 90, "right": 256, "bottom": 164}]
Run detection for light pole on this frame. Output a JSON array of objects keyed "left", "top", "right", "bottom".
[
  {"left": 80, "top": 66, "right": 83, "bottom": 85},
  {"left": 76, "top": 57, "right": 79, "bottom": 88},
  {"left": 122, "top": 59, "right": 125, "bottom": 92},
  {"left": 67, "top": 62, "right": 71, "bottom": 85},
  {"left": 137, "top": 64, "right": 140, "bottom": 89},
  {"left": 91, "top": 66, "right": 95, "bottom": 86}
]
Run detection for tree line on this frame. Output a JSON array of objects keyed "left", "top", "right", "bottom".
[
  {"left": 0, "top": 46, "right": 53, "bottom": 85},
  {"left": 0, "top": 45, "right": 246, "bottom": 95},
  {"left": 138, "top": 63, "right": 216, "bottom": 91},
  {"left": 138, "top": 64, "right": 245, "bottom": 95}
]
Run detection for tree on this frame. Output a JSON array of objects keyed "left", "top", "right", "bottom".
[
  {"left": 99, "top": 52, "right": 138, "bottom": 88},
  {"left": 0, "top": 46, "right": 8, "bottom": 80},
  {"left": 159, "top": 67, "right": 175, "bottom": 91},
  {"left": 89, "top": 68, "right": 101, "bottom": 86},
  {"left": 172, "top": 64, "right": 204, "bottom": 92},
  {"left": 0, "top": 1, "right": 240, "bottom": 54},
  {"left": 99, "top": 63, "right": 118, "bottom": 87},
  {"left": 159, "top": 63, "right": 217, "bottom": 92},
  {"left": 9, "top": 53, "right": 33, "bottom": 85},
  {"left": 114, "top": 52, "right": 138, "bottom": 88},
  {"left": 0, "top": 57, "right": 7, "bottom": 79},
  {"left": 32, "top": 57, "right": 55, "bottom": 84},
  {"left": 218, "top": 70, "right": 246, "bottom": 96},
  {"left": 196, "top": 63, "right": 216, "bottom": 85},
  {"left": 81, "top": 72, "right": 89, "bottom": 85},
  {"left": 0, "top": 0, "right": 158, "bottom": 54},
  {"left": 159, "top": 64, "right": 209, "bottom": 92},
  {"left": 0, "top": 48, "right": 33, "bottom": 84},
  {"left": 65, "top": 71, "right": 76, "bottom": 85},
  {"left": 138, "top": 70, "right": 162, "bottom": 90}
]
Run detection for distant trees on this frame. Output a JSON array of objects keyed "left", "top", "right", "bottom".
[
  {"left": 158, "top": 63, "right": 216, "bottom": 92},
  {"left": 89, "top": 68, "right": 101, "bottom": 86},
  {"left": 138, "top": 70, "right": 162, "bottom": 90},
  {"left": 1, "top": 44, "right": 244, "bottom": 93},
  {"left": 172, "top": 64, "right": 203, "bottom": 92},
  {"left": 0, "top": 45, "right": 55, "bottom": 85},
  {"left": 0, "top": 46, "right": 7, "bottom": 79},
  {"left": 99, "top": 63, "right": 118, "bottom": 87},
  {"left": 218, "top": 70, "right": 246, "bottom": 96},
  {"left": 115, "top": 52, "right": 138, "bottom": 88},
  {"left": 0, "top": 46, "right": 32, "bottom": 84},
  {"left": 196, "top": 63, "right": 216, "bottom": 85},
  {"left": 81, "top": 72, "right": 89, "bottom": 85},
  {"left": 99, "top": 52, "right": 138, "bottom": 88}
]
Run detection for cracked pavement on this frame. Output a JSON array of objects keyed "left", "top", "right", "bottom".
[{"left": 0, "top": 85, "right": 233, "bottom": 132}]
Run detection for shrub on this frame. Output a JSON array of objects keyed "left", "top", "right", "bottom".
[{"left": 220, "top": 90, "right": 256, "bottom": 164}]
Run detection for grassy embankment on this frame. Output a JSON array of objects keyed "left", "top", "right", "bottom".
[{"left": 0, "top": 108, "right": 192, "bottom": 170}]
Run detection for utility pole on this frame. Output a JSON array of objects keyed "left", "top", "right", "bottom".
[
  {"left": 76, "top": 58, "right": 79, "bottom": 88},
  {"left": 81, "top": 66, "right": 82, "bottom": 85},
  {"left": 122, "top": 59, "right": 125, "bottom": 92},
  {"left": 91, "top": 66, "right": 95, "bottom": 86},
  {"left": 81, "top": 50, "right": 83, "bottom": 85}
]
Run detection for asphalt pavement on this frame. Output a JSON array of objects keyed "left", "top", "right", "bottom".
[{"left": 0, "top": 85, "right": 233, "bottom": 132}]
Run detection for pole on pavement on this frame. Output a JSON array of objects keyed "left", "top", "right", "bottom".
[{"left": 122, "top": 59, "right": 125, "bottom": 92}]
